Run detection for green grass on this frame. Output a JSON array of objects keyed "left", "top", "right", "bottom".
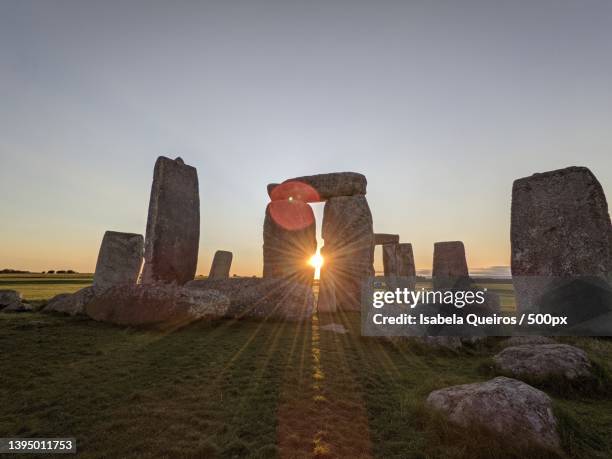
[
  {"left": 0, "top": 273, "right": 93, "bottom": 302},
  {"left": 1, "top": 277, "right": 611, "bottom": 457}
]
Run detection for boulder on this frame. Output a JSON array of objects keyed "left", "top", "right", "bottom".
[
  {"left": 44, "top": 287, "right": 96, "bottom": 315},
  {"left": 374, "top": 233, "right": 399, "bottom": 245},
  {"left": 269, "top": 172, "right": 367, "bottom": 202},
  {"left": 208, "top": 250, "right": 233, "bottom": 279},
  {"left": 432, "top": 241, "right": 470, "bottom": 290},
  {"left": 93, "top": 231, "right": 144, "bottom": 292},
  {"left": 494, "top": 344, "right": 594, "bottom": 383},
  {"left": 86, "top": 284, "right": 229, "bottom": 328},
  {"left": 501, "top": 336, "right": 556, "bottom": 347},
  {"left": 511, "top": 166, "right": 612, "bottom": 319},
  {"left": 0, "top": 290, "right": 31, "bottom": 312},
  {"left": 142, "top": 156, "right": 200, "bottom": 285},
  {"left": 426, "top": 376, "right": 560, "bottom": 451},
  {"left": 263, "top": 201, "right": 316, "bottom": 285},
  {"left": 186, "top": 277, "right": 314, "bottom": 321},
  {"left": 321, "top": 195, "right": 374, "bottom": 310}
]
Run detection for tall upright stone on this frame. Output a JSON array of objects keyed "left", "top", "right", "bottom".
[
  {"left": 93, "top": 231, "right": 144, "bottom": 292},
  {"left": 209, "top": 250, "right": 233, "bottom": 279},
  {"left": 432, "top": 241, "right": 470, "bottom": 290},
  {"left": 382, "top": 244, "right": 399, "bottom": 277},
  {"left": 142, "top": 156, "right": 200, "bottom": 285},
  {"left": 511, "top": 167, "right": 612, "bottom": 321},
  {"left": 263, "top": 201, "right": 317, "bottom": 285},
  {"left": 383, "top": 243, "right": 416, "bottom": 289},
  {"left": 321, "top": 195, "right": 374, "bottom": 310}
]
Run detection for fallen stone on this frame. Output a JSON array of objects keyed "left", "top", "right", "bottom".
[
  {"left": 321, "top": 195, "right": 374, "bottom": 310},
  {"left": 0, "top": 290, "right": 32, "bottom": 312},
  {"left": 186, "top": 277, "right": 314, "bottom": 321},
  {"left": 142, "top": 156, "right": 200, "bottom": 285},
  {"left": 269, "top": 172, "right": 367, "bottom": 202},
  {"left": 208, "top": 250, "right": 233, "bottom": 279},
  {"left": 432, "top": 241, "right": 471, "bottom": 290},
  {"left": 93, "top": 231, "right": 144, "bottom": 292},
  {"left": 501, "top": 336, "right": 556, "bottom": 347},
  {"left": 494, "top": 344, "right": 594, "bottom": 383},
  {"left": 374, "top": 233, "right": 399, "bottom": 245},
  {"left": 426, "top": 376, "right": 560, "bottom": 451},
  {"left": 85, "top": 284, "right": 229, "bottom": 328},
  {"left": 511, "top": 166, "right": 612, "bottom": 318},
  {"left": 44, "top": 287, "right": 96, "bottom": 316}
]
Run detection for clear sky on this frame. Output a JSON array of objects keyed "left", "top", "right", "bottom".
[{"left": 1, "top": 0, "right": 611, "bottom": 276}]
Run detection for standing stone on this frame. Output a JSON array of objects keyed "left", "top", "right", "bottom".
[
  {"left": 432, "top": 241, "right": 470, "bottom": 290},
  {"left": 263, "top": 201, "right": 317, "bottom": 285},
  {"left": 209, "top": 250, "right": 233, "bottom": 279},
  {"left": 317, "top": 247, "right": 337, "bottom": 313},
  {"left": 397, "top": 243, "right": 416, "bottom": 278},
  {"left": 142, "top": 156, "right": 200, "bottom": 285},
  {"left": 383, "top": 243, "right": 417, "bottom": 290},
  {"left": 321, "top": 195, "right": 374, "bottom": 310},
  {"left": 374, "top": 233, "right": 400, "bottom": 245},
  {"left": 511, "top": 167, "right": 612, "bottom": 318},
  {"left": 382, "top": 244, "right": 399, "bottom": 277},
  {"left": 93, "top": 231, "right": 144, "bottom": 292}
]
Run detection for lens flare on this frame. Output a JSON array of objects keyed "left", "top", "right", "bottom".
[{"left": 308, "top": 252, "right": 324, "bottom": 279}]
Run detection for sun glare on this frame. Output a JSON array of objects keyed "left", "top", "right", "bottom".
[{"left": 308, "top": 252, "right": 324, "bottom": 279}]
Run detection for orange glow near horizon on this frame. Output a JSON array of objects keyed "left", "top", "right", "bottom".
[{"left": 308, "top": 252, "right": 324, "bottom": 279}]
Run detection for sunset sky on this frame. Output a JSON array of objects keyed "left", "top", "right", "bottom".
[{"left": 1, "top": 1, "right": 611, "bottom": 276}]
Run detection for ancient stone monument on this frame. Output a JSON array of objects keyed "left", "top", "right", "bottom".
[
  {"left": 511, "top": 166, "right": 612, "bottom": 322},
  {"left": 93, "top": 231, "right": 144, "bottom": 292},
  {"left": 374, "top": 233, "right": 400, "bottom": 246},
  {"left": 265, "top": 172, "right": 373, "bottom": 310},
  {"left": 142, "top": 156, "right": 200, "bottom": 285},
  {"left": 432, "top": 241, "right": 470, "bottom": 290},
  {"left": 208, "top": 250, "right": 233, "bottom": 279}
]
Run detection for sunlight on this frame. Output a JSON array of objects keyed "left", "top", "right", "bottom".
[{"left": 308, "top": 252, "right": 324, "bottom": 279}]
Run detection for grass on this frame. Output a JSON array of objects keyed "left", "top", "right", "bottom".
[
  {"left": 1, "top": 277, "right": 611, "bottom": 457},
  {"left": 0, "top": 273, "right": 93, "bottom": 302}
]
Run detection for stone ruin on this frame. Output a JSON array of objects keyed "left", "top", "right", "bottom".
[
  {"left": 511, "top": 166, "right": 612, "bottom": 329},
  {"left": 208, "top": 250, "right": 233, "bottom": 279},
  {"left": 265, "top": 173, "right": 374, "bottom": 310},
  {"left": 93, "top": 231, "right": 144, "bottom": 292},
  {"left": 432, "top": 241, "right": 471, "bottom": 290}
]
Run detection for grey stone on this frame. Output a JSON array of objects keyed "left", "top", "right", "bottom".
[
  {"left": 383, "top": 243, "right": 416, "bottom": 283},
  {"left": 432, "top": 241, "right": 470, "bottom": 290},
  {"left": 321, "top": 195, "right": 374, "bottom": 310},
  {"left": 382, "top": 244, "right": 399, "bottom": 277},
  {"left": 511, "top": 166, "right": 612, "bottom": 317},
  {"left": 494, "top": 344, "right": 593, "bottom": 382},
  {"left": 502, "top": 336, "right": 556, "bottom": 347},
  {"left": 186, "top": 277, "right": 314, "bottom": 321},
  {"left": 317, "top": 273, "right": 337, "bottom": 313},
  {"left": 0, "top": 290, "right": 31, "bottom": 312},
  {"left": 426, "top": 376, "right": 560, "bottom": 451},
  {"left": 269, "top": 172, "right": 367, "bottom": 202},
  {"left": 263, "top": 201, "right": 316, "bottom": 285},
  {"left": 86, "top": 284, "right": 229, "bottom": 328},
  {"left": 93, "top": 231, "right": 143, "bottom": 292},
  {"left": 208, "top": 250, "right": 233, "bottom": 279},
  {"left": 142, "top": 156, "right": 200, "bottom": 285},
  {"left": 44, "top": 287, "right": 96, "bottom": 316},
  {"left": 374, "top": 233, "right": 399, "bottom": 245}
]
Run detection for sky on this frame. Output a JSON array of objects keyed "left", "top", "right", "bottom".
[{"left": 1, "top": 0, "right": 611, "bottom": 277}]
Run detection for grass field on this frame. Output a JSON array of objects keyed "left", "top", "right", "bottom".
[{"left": 1, "top": 276, "right": 611, "bottom": 458}]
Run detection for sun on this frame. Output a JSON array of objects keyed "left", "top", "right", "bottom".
[{"left": 308, "top": 252, "right": 324, "bottom": 279}]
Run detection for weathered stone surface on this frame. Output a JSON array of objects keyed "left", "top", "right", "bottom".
[
  {"left": 186, "top": 278, "right": 314, "bottom": 321},
  {"left": 269, "top": 172, "right": 367, "bottom": 202},
  {"left": 501, "top": 336, "right": 556, "bottom": 347},
  {"left": 511, "top": 166, "right": 612, "bottom": 316},
  {"left": 142, "top": 156, "right": 200, "bottom": 285},
  {"left": 382, "top": 244, "right": 399, "bottom": 277},
  {"left": 317, "top": 275, "right": 337, "bottom": 313},
  {"left": 321, "top": 195, "right": 374, "bottom": 310},
  {"left": 374, "top": 233, "right": 399, "bottom": 245},
  {"left": 0, "top": 290, "right": 31, "bottom": 312},
  {"left": 383, "top": 243, "right": 416, "bottom": 279},
  {"left": 93, "top": 231, "right": 144, "bottom": 292},
  {"left": 494, "top": 344, "right": 593, "bottom": 382},
  {"left": 44, "top": 287, "right": 96, "bottom": 316},
  {"left": 209, "top": 250, "right": 233, "bottom": 279},
  {"left": 86, "top": 284, "right": 229, "bottom": 328},
  {"left": 426, "top": 376, "right": 560, "bottom": 451},
  {"left": 432, "top": 241, "right": 470, "bottom": 290},
  {"left": 263, "top": 201, "right": 316, "bottom": 285}
]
